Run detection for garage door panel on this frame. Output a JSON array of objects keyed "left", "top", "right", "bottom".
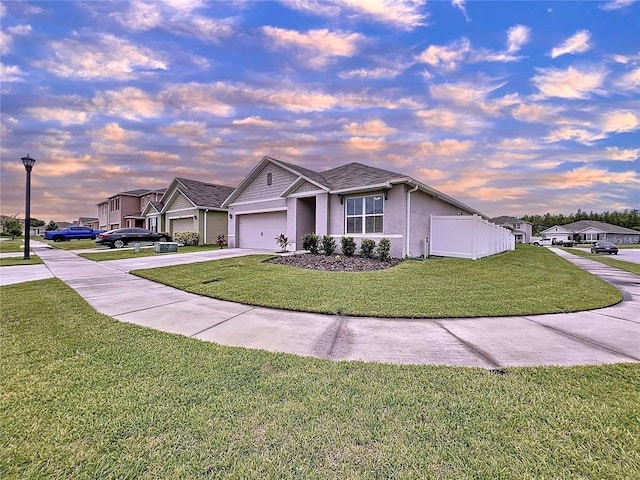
[
  {"left": 170, "top": 218, "right": 194, "bottom": 234},
  {"left": 238, "top": 212, "right": 286, "bottom": 249}
]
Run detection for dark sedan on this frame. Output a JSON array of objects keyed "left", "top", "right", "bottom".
[
  {"left": 96, "top": 228, "right": 171, "bottom": 249},
  {"left": 590, "top": 241, "right": 618, "bottom": 255}
]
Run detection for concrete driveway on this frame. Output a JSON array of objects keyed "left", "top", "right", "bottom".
[
  {"left": 571, "top": 246, "right": 640, "bottom": 264},
  {"left": 3, "top": 241, "right": 639, "bottom": 368}
]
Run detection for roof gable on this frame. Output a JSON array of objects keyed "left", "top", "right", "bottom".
[{"left": 163, "top": 177, "right": 234, "bottom": 211}]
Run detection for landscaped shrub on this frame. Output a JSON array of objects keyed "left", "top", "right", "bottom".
[
  {"left": 377, "top": 237, "right": 391, "bottom": 261},
  {"left": 275, "top": 233, "right": 290, "bottom": 252},
  {"left": 173, "top": 231, "right": 199, "bottom": 246},
  {"left": 341, "top": 236, "right": 356, "bottom": 257},
  {"left": 216, "top": 234, "right": 227, "bottom": 248},
  {"left": 302, "top": 233, "right": 320, "bottom": 254},
  {"left": 360, "top": 238, "right": 376, "bottom": 258},
  {"left": 320, "top": 235, "right": 336, "bottom": 256}
]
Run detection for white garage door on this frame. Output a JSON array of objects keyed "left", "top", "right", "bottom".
[
  {"left": 238, "top": 211, "right": 286, "bottom": 249},
  {"left": 170, "top": 217, "right": 194, "bottom": 234}
]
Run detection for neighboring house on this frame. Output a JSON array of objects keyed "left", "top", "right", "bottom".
[
  {"left": 77, "top": 217, "right": 99, "bottom": 229},
  {"left": 222, "top": 156, "right": 486, "bottom": 258},
  {"left": 147, "top": 177, "right": 235, "bottom": 245},
  {"left": 490, "top": 216, "right": 533, "bottom": 243},
  {"left": 541, "top": 220, "right": 640, "bottom": 245},
  {"left": 97, "top": 188, "right": 165, "bottom": 230}
]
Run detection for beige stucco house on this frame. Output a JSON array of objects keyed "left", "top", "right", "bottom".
[
  {"left": 222, "top": 156, "right": 486, "bottom": 258},
  {"left": 97, "top": 188, "right": 165, "bottom": 231}
]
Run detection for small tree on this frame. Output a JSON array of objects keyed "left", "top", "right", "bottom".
[
  {"left": 341, "top": 236, "right": 356, "bottom": 257},
  {"left": 1, "top": 215, "right": 23, "bottom": 239},
  {"left": 360, "top": 238, "right": 376, "bottom": 258},
  {"left": 275, "top": 233, "right": 290, "bottom": 252},
  {"left": 30, "top": 218, "right": 45, "bottom": 227},
  {"left": 320, "top": 235, "right": 336, "bottom": 255},
  {"left": 377, "top": 237, "right": 392, "bottom": 261},
  {"left": 46, "top": 220, "right": 58, "bottom": 231},
  {"left": 302, "top": 233, "right": 320, "bottom": 254}
]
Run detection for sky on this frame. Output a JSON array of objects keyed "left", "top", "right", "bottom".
[{"left": 1, "top": 0, "right": 639, "bottom": 223}]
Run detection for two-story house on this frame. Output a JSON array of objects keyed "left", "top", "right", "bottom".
[
  {"left": 97, "top": 188, "right": 166, "bottom": 231},
  {"left": 490, "top": 216, "right": 533, "bottom": 243}
]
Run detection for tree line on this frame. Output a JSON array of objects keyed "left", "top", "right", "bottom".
[{"left": 520, "top": 209, "right": 640, "bottom": 235}]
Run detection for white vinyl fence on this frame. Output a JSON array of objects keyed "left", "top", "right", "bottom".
[{"left": 429, "top": 215, "right": 515, "bottom": 260}]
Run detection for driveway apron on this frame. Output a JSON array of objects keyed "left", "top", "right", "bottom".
[{"left": 19, "top": 242, "right": 640, "bottom": 368}]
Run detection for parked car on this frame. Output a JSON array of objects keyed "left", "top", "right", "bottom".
[
  {"left": 95, "top": 228, "right": 171, "bottom": 249},
  {"left": 590, "top": 241, "right": 618, "bottom": 255},
  {"left": 44, "top": 225, "right": 105, "bottom": 242}
]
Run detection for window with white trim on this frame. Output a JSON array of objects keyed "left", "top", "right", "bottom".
[{"left": 346, "top": 194, "right": 383, "bottom": 234}]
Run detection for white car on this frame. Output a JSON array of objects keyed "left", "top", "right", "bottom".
[{"left": 532, "top": 238, "right": 554, "bottom": 246}]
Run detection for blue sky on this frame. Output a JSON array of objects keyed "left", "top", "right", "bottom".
[{"left": 1, "top": 0, "right": 638, "bottom": 222}]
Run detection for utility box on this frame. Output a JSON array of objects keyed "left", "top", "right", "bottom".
[{"left": 155, "top": 242, "right": 178, "bottom": 253}]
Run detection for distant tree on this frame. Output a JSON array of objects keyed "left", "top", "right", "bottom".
[
  {"left": 30, "top": 218, "right": 45, "bottom": 227},
  {"left": 46, "top": 220, "right": 58, "bottom": 231},
  {"left": 1, "top": 215, "right": 23, "bottom": 239}
]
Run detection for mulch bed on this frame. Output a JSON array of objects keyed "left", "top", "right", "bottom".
[{"left": 266, "top": 253, "right": 402, "bottom": 272}]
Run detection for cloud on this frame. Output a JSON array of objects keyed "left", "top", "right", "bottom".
[
  {"left": 599, "top": 0, "right": 637, "bottom": 11},
  {"left": 25, "top": 107, "right": 90, "bottom": 125},
  {"left": 93, "top": 87, "right": 165, "bottom": 120},
  {"left": 614, "top": 67, "right": 640, "bottom": 92},
  {"left": 540, "top": 166, "right": 640, "bottom": 188},
  {"left": 262, "top": 26, "right": 363, "bottom": 69},
  {"left": 284, "top": 0, "right": 428, "bottom": 30},
  {"left": 90, "top": 123, "right": 140, "bottom": 153},
  {"left": 451, "top": 0, "right": 470, "bottom": 21},
  {"left": 531, "top": 66, "right": 607, "bottom": 99},
  {"left": 419, "top": 139, "right": 475, "bottom": 156},
  {"left": 232, "top": 117, "right": 277, "bottom": 127},
  {"left": 139, "top": 151, "right": 182, "bottom": 164},
  {"left": 0, "top": 62, "right": 24, "bottom": 82},
  {"left": 344, "top": 136, "right": 387, "bottom": 151},
  {"left": 543, "top": 110, "right": 639, "bottom": 145},
  {"left": 416, "top": 108, "right": 488, "bottom": 135},
  {"left": 35, "top": 33, "right": 167, "bottom": 81},
  {"left": 160, "top": 121, "right": 207, "bottom": 138},
  {"left": 601, "top": 110, "right": 640, "bottom": 133},
  {"left": 160, "top": 83, "right": 234, "bottom": 116},
  {"left": 507, "top": 25, "right": 531, "bottom": 53},
  {"left": 0, "top": 23, "right": 31, "bottom": 54},
  {"left": 605, "top": 147, "right": 639, "bottom": 161},
  {"left": 417, "top": 38, "right": 471, "bottom": 71},
  {"left": 338, "top": 65, "right": 405, "bottom": 79},
  {"left": 511, "top": 103, "right": 561, "bottom": 123},
  {"left": 544, "top": 126, "right": 606, "bottom": 145},
  {"left": 550, "top": 30, "right": 592, "bottom": 58},
  {"left": 343, "top": 119, "right": 397, "bottom": 135}
]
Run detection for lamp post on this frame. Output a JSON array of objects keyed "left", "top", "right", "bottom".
[{"left": 21, "top": 154, "right": 36, "bottom": 260}]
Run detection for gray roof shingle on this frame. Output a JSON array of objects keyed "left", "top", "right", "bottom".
[
  {"left": 561, "top": 220, "right": 639, "bottom": 235},
  {"left": 175, "top": 178, "right": 235, "bottom": 208}
]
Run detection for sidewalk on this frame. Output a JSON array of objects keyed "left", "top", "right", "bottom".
[{"left": 4, "top": 242, "right": 640, "bottom": 368}]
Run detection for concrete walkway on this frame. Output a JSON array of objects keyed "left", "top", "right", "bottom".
[{"left": 3, "top": 242, "right": 639, "bottom": 368}]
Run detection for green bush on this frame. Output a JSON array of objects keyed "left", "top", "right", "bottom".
[
  {"left": 341, "top": 236, "right": 356, "bottom": 256},
  {"left": 360, "top": 238, "right": 376, "bottom": 258},
  {"left": 216, "top": 235, "right": 227, "bottom": 248},
  {"left": 302, "top": 233, "right": 320, "bottom": 254},
  {"left": 377, "top": 237, "right": 391, "bottom": 261},
  {"left": 320, "top": 235, "right": 336, "bottom": 256},
  {"left": 173, "top": 231, "right": 200, "bottom": 246},
  {"left": 275, "top": 233, "right": 290, "bottom": 252}
]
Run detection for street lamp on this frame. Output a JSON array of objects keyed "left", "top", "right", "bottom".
[{"left": 21, "top": 154, "right": 36, "bottom": 260}]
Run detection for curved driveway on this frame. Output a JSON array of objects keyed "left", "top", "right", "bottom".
[{"left": 10, "top": 242, "right": 640, "bottom": 368}]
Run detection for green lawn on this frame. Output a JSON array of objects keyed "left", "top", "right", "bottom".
[
  {"left": 133, "top": 245, "right": 622, "bottom": 318},
  {"left": 1, "top": 279, "right": 638, "bottom": 479},
  {"left": 79, "top": 244, "right": 221, "bottom": 261},
  {"left": 43, "top": 239, "right": 101, "bottom": 250},
  {"left": 0, "top": 255, "right": 43, "bottom": 266},
  {"left": 0, "top": 238, "right": 24, "bottom": 253},
  {"left": 564, "top": 248, "right": 640, "bottom": 275}
]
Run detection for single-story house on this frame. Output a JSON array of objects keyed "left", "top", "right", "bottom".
[
  {"left": 145, "top": 177, "right": 235, "bottom": 245},
  {"left": 222, "top": 156, "right": 486, "bottom": 258},
  {"left": 490, "top": 216, "right": 533, "bottom": 243},
  {"left": 541, "top": 220, "right": 640, "bottom": 245}
]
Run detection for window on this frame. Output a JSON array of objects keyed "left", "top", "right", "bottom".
[
  {"left": 267, "top": 172, "right": 272, "bottom": 185},
  {"left": 346, "top": 194, "right": 383, "bottom": 234}
]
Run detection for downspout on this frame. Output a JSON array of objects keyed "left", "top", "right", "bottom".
[
  {"left": 406, "top": 183, "right": 419, "bottom": 257},
  {"left": 204, "top": 209, "right": 209, "bottom": 245}
]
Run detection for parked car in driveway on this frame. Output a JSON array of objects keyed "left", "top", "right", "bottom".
[
  {"left": 96, "top": 228, "right": 171, "bottom": 249},
  {"left": 590, "top": 241, "right": 618, "bottom": 255}
]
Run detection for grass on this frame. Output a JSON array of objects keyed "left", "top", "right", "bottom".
[
  {"left": 1, "top": 279, "right": 639, "bottom": 479},
  {"left": 0, "top": 238, "right": 24, "bottom": 253},
  {"left": 133, "top": 245, "right": 622, "bottom": 318},
  {"left": 78, "top": 244, "right": 221, "bottom": 261},
  {"left": 43, "top": 238, "right": 101, "bottom": 250},
  {"left": 564, "top": 248, "right": 640, "bottom": 275},
  {"left": 0, "top": 255, "right": 43, "bottom": 266}
]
